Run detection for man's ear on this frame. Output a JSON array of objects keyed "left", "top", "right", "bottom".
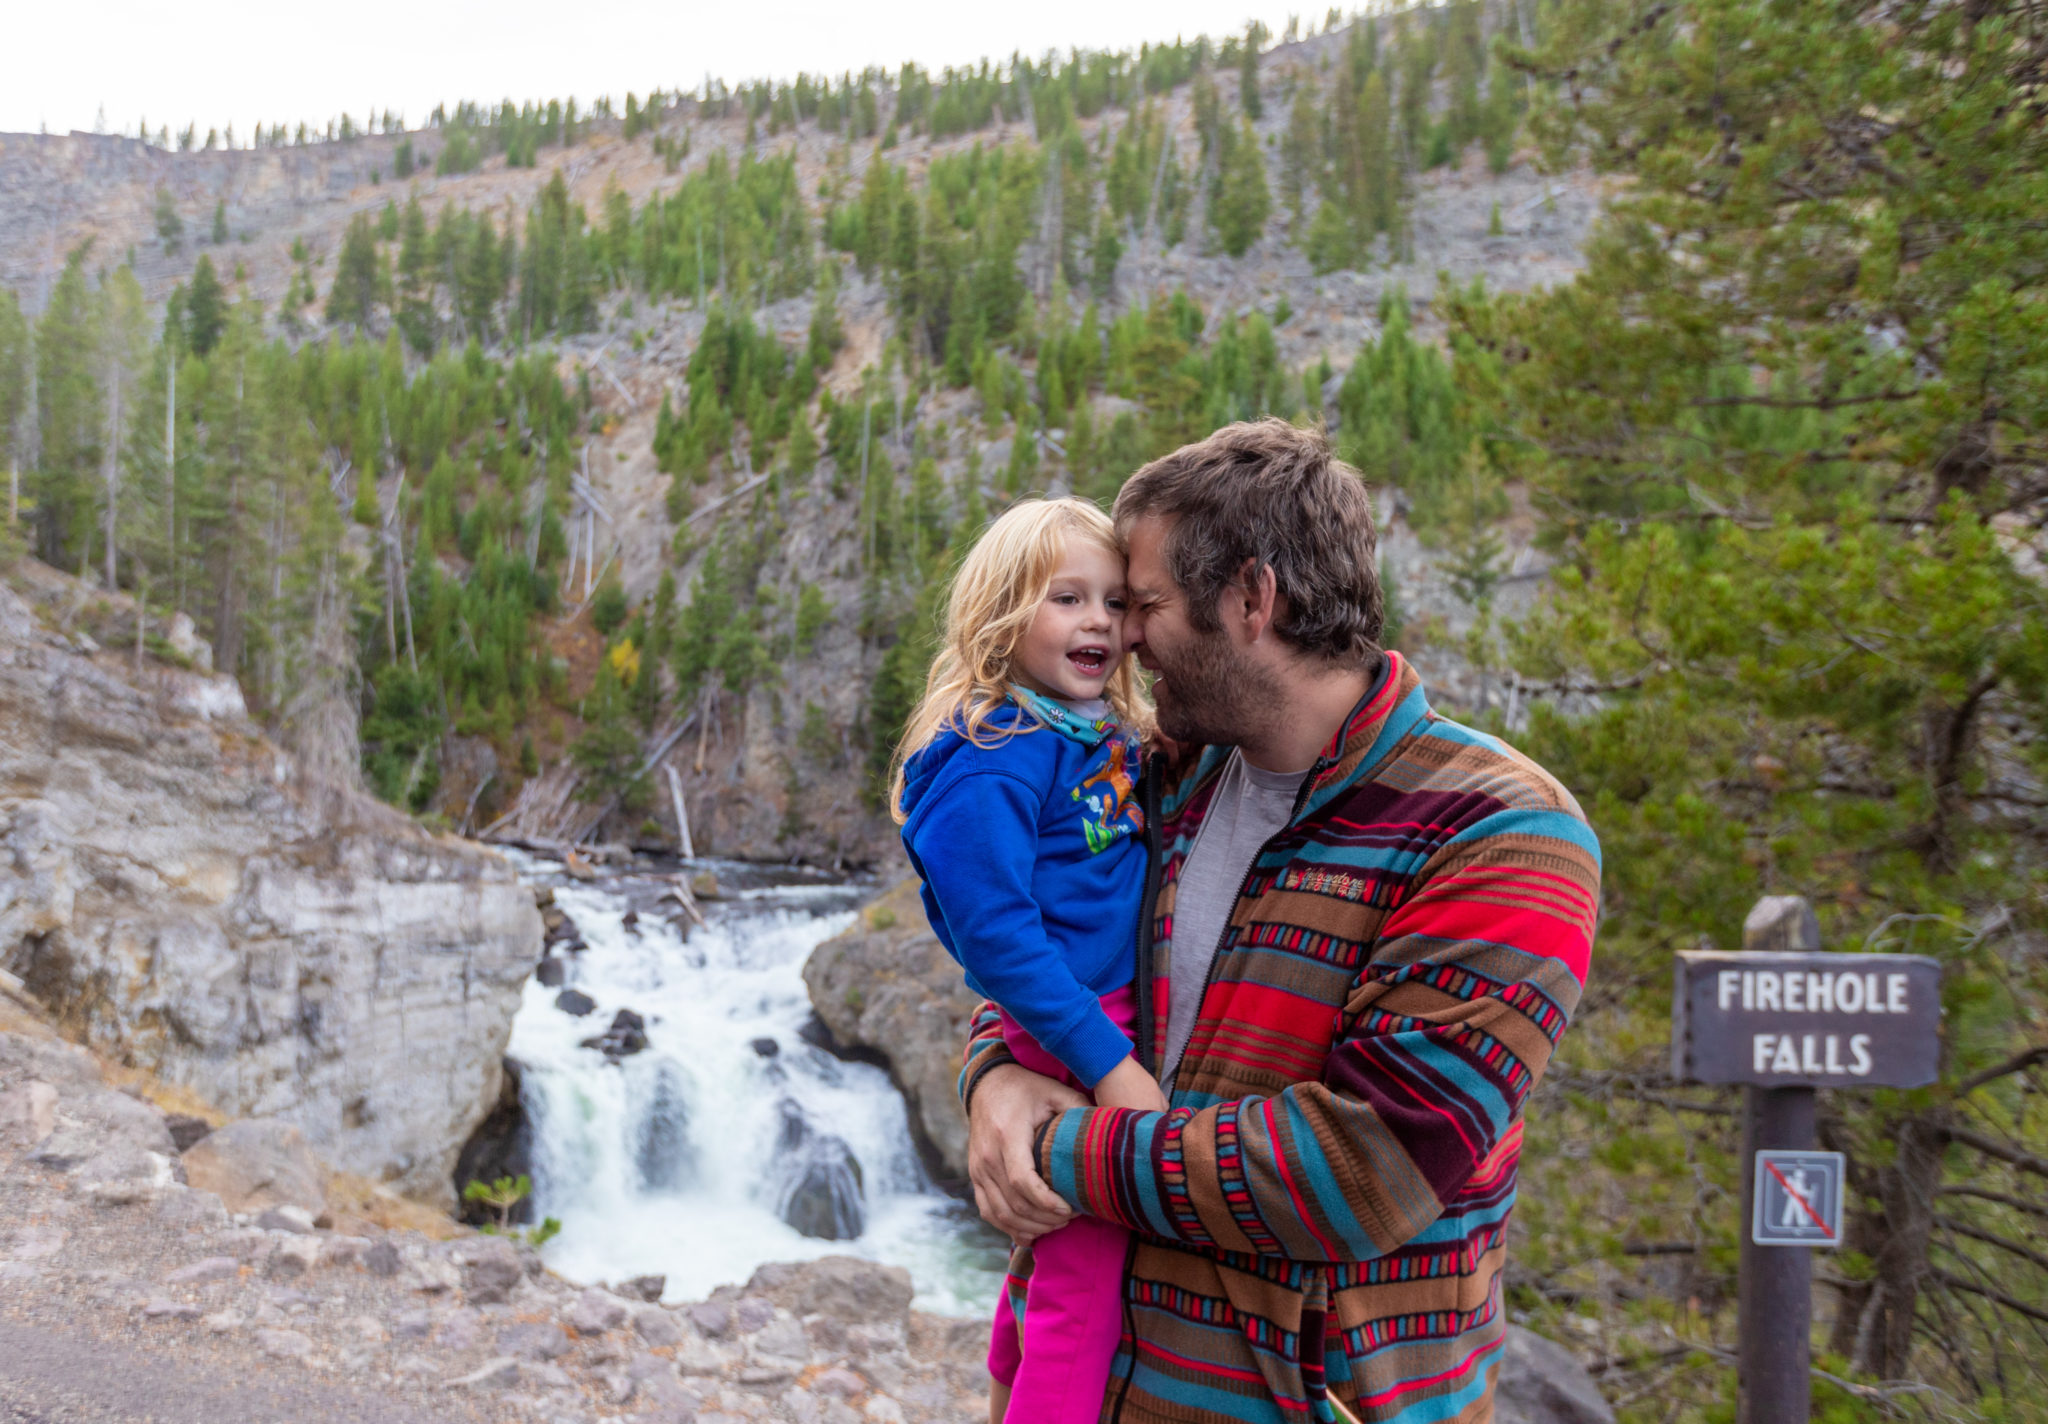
[{"left": 1239, "top": 562, "right": 1280, "bottom": 644}]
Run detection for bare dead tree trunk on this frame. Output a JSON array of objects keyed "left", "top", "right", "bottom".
[
  {"left": 282, "top": 550, "right": 362, "bottom": 790},
  {"left": 1863, "top": 1110, "right": 1948, "bottom": 1378}
]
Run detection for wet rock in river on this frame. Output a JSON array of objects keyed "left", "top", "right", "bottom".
[
  {"left": 581, "top": 1008, "right": 649, "bottom": 1059},
  {"left": 774, "top": 1101, "right": 866, "bottom": 1241},
  {"left": 555, "top": 988, "right": 597, "bottom": 1017}
]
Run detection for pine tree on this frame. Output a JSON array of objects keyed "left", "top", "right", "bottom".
[
  {"left": 153, "top": 187, "right": 183, "bottom": 253},
  {"left": 1443, "top": 0, "right": 1483, "bottom": 149},
  {"left": 1281, "top": 79, "right": 1320, "bottom": 237},
  {"left": 1479, "top": 70, "right": 1518, "bottom": 174},
  {"left": 326, "top": 213, "right": 386, "bottom": 330},
  {"left": 395, "top": 198, "right": 437, "bottom": 356},
  {"left": 184, "top": 254, "right": 226, "bottom": 355},
  {"left": 1311, "top": 64, "right": 1395, "bottom": 272},
  {"left": 786, "top": 412, "right": 818, "bottom": 480},
  {"left": 460, "top": 216, "right": 501, "bottom": 344},
  {"left": 1210, "top": 119, "right": 1271, "bottom": 258},
  {"left": 1237, "top": 22, "right": 1265, "bottom": 120},
  {"left": 33, "top": 246, "right": 101, "bottom": 569},
  {"left": 210, "top": 199, "right": 229, "bottom": 245}
]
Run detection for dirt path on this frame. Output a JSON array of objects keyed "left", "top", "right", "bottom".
[{"left": 0, "top": 1319, "right": 458, "bottom": 1424}]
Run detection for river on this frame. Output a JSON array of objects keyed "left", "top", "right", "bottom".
[{"left": 502, "top": 851, "right": 1007, "bottom": 1314}]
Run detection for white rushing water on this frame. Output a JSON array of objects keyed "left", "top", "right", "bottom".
[{"left": 503, "top": 854, "right": 1006, "bottom": 1314}]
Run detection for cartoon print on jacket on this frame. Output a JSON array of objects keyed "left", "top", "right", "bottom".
[{"left": 1074, "top": 737, "right": 1143, "bottom": 853}]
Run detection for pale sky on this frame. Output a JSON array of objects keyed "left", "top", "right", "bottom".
[{"left": 10, "top": 0, "right": 1309, "bottom": 139}]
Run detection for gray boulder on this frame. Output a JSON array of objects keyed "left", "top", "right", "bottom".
[
  {"left": 569, "top": 1286, "right": 631, "bottom": 1334},
  {"left": 632, "top": 1305, "right": 683, "bottom": 1347},
  {"left": 1496, "top": 1326, "right": 1615, "bottom": 1424},
  {"left": 26, "top": 1083, "right": 176, "bottom": 1163},
  {"left": 497, "top": 1321, "right": 571, "bottom": 1360},
  {"left": 179, "top": 1118, "right": 327, "bottom": 1214},
  {"left": 801, "top": 880, "right": 981, "bottom": 1186},
  {"left": 744, "top": 1256, "right": 914, "bottom": 1331},
  {"left": 451, "top": 1236, "right": 523, "bottom": 1305},
  {"left": 0, "top": 1032, "right": 100, "bottom": 1089}
]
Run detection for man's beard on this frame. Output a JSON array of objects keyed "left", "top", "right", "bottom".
[{"left": 1148, "top": 625, "right": 1275, "bottom": 749}]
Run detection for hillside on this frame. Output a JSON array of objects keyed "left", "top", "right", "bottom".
[{"left": 0, "top": 9, "right": 1596, "bottom": 865}]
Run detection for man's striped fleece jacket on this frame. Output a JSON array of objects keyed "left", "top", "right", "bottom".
[{"left": 958, "top": 653, "right": 1600, "bottom": 1424}]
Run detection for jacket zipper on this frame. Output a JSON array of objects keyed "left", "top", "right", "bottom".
[{"left": 1133, "top": 752, "right": 1166, "bottom": 1076}]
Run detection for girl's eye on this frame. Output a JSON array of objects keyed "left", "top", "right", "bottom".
[{"left": 1052, "top": 593, "right": 1079, "bottom": 605}]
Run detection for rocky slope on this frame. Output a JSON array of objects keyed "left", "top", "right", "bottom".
[{"left": 0, "top": 556, "right": 542, "bottom": 1207}]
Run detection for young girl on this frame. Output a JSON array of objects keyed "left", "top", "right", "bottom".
[{"left": 891, "top": 497, "right": 1166, "bottom": 1424}]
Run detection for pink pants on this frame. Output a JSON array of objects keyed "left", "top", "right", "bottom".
[{"left": 986, "top": 986, "right": 1135, "bottom": 1423}]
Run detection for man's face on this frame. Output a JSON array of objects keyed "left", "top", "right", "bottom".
[{"left": 1123, "top": 514, "right": 1271, "bottom": 748}]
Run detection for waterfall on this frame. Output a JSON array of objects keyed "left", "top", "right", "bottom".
[{"left": 503, "top": 853, "right": 1005, "bottom": 1313}]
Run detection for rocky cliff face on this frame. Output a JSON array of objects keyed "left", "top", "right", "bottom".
[
  {"left": 803, "top": 880, "right": 980, "bottom": 1187},
  {"left": 0, "top": 560, "right": 542, "bottom": 1208}
]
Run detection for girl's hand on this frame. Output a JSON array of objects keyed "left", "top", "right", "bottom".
[{"left": 1092, "top": 1055, "right": 1170, "bottom": 1114}]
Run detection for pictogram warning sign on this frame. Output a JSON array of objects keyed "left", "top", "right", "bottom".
[{"left": 1752, "top": 1150, "right": 1845, "bottom": 1247}]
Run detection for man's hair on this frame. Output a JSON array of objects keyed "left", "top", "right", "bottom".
[{"left": 1113, "top": 418, "right": 1383, "bottom": 664}]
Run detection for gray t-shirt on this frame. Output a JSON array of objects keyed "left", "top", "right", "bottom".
[{"left": 1161, "top": 750, "right": 1308, "bottom": 1088}]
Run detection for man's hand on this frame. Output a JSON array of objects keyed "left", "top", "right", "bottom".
[{"left": 966, "top": 1063, "right": 1085, "bottom": 1243}]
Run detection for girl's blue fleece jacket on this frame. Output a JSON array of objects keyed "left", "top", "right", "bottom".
[{"left": 898, "top": 688, "right": 1147, "bottom": 1089}]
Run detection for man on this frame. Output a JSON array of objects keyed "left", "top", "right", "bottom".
[{"left": 961, "top": 420, "right": 1600, "bottom": 1424}]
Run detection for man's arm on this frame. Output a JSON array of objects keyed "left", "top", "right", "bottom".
[{"left": 1033, "top": 805, "right": 1600, "bottom": 1262}]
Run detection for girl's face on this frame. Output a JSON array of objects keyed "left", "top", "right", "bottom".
[{"left": 1012, "top": 538, "right": 1129, "bottom": 703}]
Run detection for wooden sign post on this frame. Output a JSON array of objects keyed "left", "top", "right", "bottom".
[{"left": 1671, "top": 896, "right": 1942, "bottom": 1424}]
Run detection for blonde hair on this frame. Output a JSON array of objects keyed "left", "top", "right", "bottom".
[{"left": 889, "top": 497, "right": 1153, "bottom": 823}]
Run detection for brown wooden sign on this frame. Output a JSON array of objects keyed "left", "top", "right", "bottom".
[{"left": 1671, "top": 950, "right": 1942, "bottom": 1089}]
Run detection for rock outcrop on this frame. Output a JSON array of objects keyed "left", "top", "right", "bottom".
[
  {"left": 803, "top": 880, "right": 981, "bottom": 1186},
  {"left": 0, "top": 563, "right": 541, "bottom": 1207}
]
